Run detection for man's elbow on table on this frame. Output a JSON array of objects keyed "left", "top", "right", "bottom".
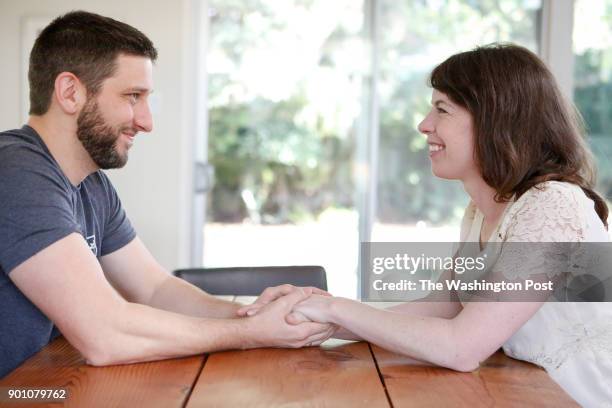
[
  {"left": 75, "top": 324, "right": 171, "bottom": 367},
  {"left": 82, "top": 344, "right": 116, "bottom": 367},
  {"left": 60, "top": 300, "right": 172, "bottom": 368},
  {"left": 65, "top": 313, "right": 135, "bottom": 367},
  {"left": 81, "top": 342, "right": 144, "bottom": 367}
]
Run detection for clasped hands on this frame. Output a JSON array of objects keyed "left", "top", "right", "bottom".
[{"left": 236, "top": 284, "right": 337, "bottom": 348}]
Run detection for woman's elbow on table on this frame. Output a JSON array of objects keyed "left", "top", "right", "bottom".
[
  {"left": 446, "top": 353, "right": 481, "bottom": 372},
  {"left": 444, "top": 331, "right": 495, "bottom": 372},
  {"left": 424, "top": 345, "right": 482, "bottom": 373},
  {"left": 431, "top": 323, "right": 489, "bottom": 372}
]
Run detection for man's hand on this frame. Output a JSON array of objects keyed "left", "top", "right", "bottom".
[
  {"left": 243, "top": 288, "right": 335, "bottom": 348},
  {"left": 236, "top": 284, "right": 330, "bottom": 317}
]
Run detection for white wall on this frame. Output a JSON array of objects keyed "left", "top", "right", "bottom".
[{"left": 0, "top": 0, "right": 196, "bottom": 270}]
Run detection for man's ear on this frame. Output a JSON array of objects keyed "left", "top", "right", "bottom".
[{"left": 53, "top": 72, "right": 87, "bottom": 114}]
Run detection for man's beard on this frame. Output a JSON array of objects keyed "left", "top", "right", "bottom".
[{"left": 77, "top": 99, "right": 131, "bottom": 169}]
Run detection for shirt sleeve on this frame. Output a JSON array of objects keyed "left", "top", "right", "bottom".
[
  {"left": 503, "top": 181, "right": 587, "bottom": 243},
  {"left": 0, "top": 145, "right": 81, "bottom": 275},
  {"left": 97, "top": 171, "right": 136, "bottom": 256},
  {"left": 492, "top": 182, "right": 588, "bottom": 282}
]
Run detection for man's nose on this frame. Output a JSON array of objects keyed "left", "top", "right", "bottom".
[{"left": 134, "top": 102, "right": 153, "bottom": 133}]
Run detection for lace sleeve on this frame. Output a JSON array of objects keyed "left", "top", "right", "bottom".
[
  {"left": 501, "top": 182, "right": 586, "bottom": 243},
  {"left": 459, "top": 183, "right": 606, "bottom": 302},
  {"left": 486, "top": 182, "right": 587, "bottom": 288}
]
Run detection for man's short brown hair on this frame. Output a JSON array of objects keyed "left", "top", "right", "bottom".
[{"left": 28, "top": 10, "right": 158, "bottom": 115}]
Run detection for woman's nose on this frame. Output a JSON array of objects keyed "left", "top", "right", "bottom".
[{"left": 418, "top": 112, "right": 434, "bottom": 134}]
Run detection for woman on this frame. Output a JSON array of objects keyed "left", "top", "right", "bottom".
[{"left": 241, "top": 44, "right": 612, "bottom": 406}]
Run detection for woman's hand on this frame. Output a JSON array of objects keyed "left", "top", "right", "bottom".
[
  {"left": 286, "top": 294, "right": 336, "bottom": 325},
  {"left": 238, "top": 288, "right": 337, "bottom": 349},
  {"left": 285, "top": 295, "right": 340, "bottom": 343},
  {"left": 236, "top": 284, "right": 330, "bottom": 317}
]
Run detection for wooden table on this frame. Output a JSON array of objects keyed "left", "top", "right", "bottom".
[{"left": 0, "top": 297, "right": 578, "bottom": 407}]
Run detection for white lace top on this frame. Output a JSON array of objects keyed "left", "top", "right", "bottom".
[{"left": 460, "top": 181, "right": 612, "bottom": 407}]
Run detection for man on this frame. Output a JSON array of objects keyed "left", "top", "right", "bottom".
[{"left": 0, "top": 11, "right": 333, "bottom": 378}]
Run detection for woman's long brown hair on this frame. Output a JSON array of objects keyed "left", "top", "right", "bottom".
[{"left": 430, "top": 43, "right": 609, "bottom": 228}]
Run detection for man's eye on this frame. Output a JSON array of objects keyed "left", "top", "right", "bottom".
[
  {"left": 127, "top": 93, "right": 140, "bottom": 103},
  {"left": 436, "top": 107, "right": 447, "bottom": 114}
]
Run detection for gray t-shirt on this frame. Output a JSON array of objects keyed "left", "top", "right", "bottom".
[{"left": 0, "top": 125, "right": 136, "bottom": 378}]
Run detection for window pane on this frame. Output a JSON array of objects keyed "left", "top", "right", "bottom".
[
  {"left": 206, "top": 0, "right": 364, "bottom": 297},
  {"left": 374, "top": 0, "right": 542, "bottom": 242},
  {"left": 573, "top": 0, "right": 612, "bottom": 202}
]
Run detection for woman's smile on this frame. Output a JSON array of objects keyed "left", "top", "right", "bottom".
[{"left": 428, "top": 142, "right": 446, "bottom": 157}]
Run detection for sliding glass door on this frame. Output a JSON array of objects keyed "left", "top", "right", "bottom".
[
  {"left": 373, "top": 0, "right": 542, "bottom": 242},
  {"left": 204, "top": 0, "right": 364, "bottom": 297},
  {"left": 573, "top": 0, "right": 612, "bottom": 201},
  {"left": 203, "top": 0, "right": 550, "bottom": 297}
]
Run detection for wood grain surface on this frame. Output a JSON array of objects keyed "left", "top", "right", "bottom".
[
  {"left": 0, "top": 337, "right": 205, "bottom": 408},
  {"left": 371, "top": 346, "right": 579, "bottom": 407},
  {"left": 186, "top": 341, "right": 390, "bottom": 407},
  {"left": 0, "top": 294, "right": 578, "bottom": 408}
]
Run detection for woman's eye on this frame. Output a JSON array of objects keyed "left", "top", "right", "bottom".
[
  {"left": 127, "top": 93, "right": 140, "bottom": 103},
  {"left": 436, "top": 107, "right": 447, "bottom": 114}
]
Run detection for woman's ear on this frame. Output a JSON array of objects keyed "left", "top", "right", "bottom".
[{"left": 53, "top": 72, "right": 87, "bottom": 114}]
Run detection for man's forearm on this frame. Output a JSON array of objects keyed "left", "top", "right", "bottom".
[
  {"left": 146, "top": 275, "right": 241, "bottom": 319},
  {"left": 85, "top": 301, "right": 251, "bottom": 366},
  {"left": 85, "top": 289, "right": 331, "bottom": 367}
]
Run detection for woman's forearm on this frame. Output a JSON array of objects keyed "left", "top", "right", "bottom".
[
  {"left": 332, "top": 326, "right": 362, "bottom": 341},
  {"left": 327, "top": 298, "right": 474, "bottom": 371},
  {"left": 334, "top": 300, "right": 462, "bottom": 341},
  {"left": 386, "top": 300, "right": 462, "bottom": 318}
]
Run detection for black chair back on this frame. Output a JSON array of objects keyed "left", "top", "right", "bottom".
[{"left": 173, "top": 265, "right": 327, "bottom": 296}]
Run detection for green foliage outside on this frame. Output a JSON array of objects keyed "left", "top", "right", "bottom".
[
  {"left": 575, "top": 48, "right": 612, "bottom": 197},
  {"left": 207, "top": 0, "right": 611, "bottom": 225}
]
